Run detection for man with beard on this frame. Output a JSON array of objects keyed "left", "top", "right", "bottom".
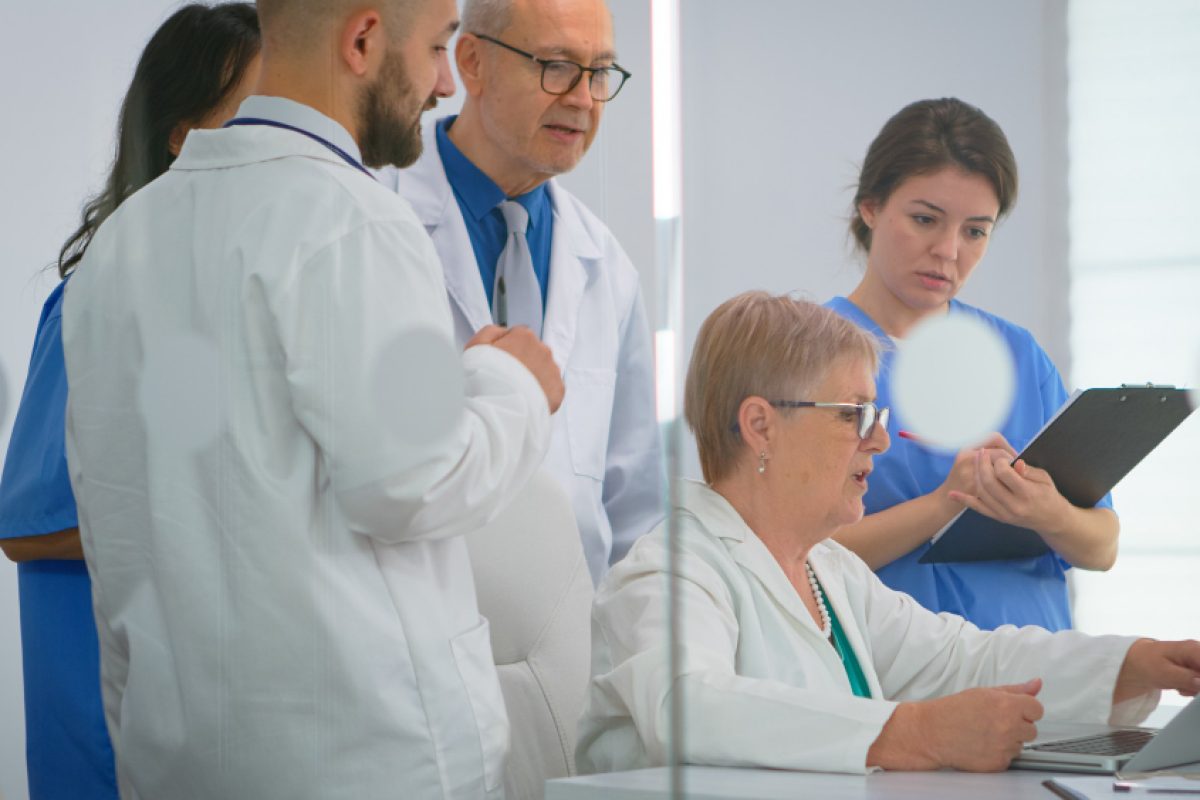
[
  {"left": 380, "top": 0, "right": 662, "bottom": 584},
  {"left": 60, "top": 1, "right": 563, "bottom": 798}
]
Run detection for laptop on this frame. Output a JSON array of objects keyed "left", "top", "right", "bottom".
[{"left": 1012, "top": 697, "right": 1200, "bottom": 775}]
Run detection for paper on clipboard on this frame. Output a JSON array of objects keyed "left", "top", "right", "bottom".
[{"left": 1047, "top": 774, "right": 1200, "bottom": 797}]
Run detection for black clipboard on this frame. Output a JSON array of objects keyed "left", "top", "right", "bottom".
[{"left": 920, "top": 386, "right": 1195, "bottom": 563}]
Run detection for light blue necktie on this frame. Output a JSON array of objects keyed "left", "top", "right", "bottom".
[{"left": 493, "top": 200, "right": 543, "bottom": 338}]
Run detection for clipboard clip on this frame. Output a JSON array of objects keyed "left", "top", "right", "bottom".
[{"left": 1116, "top": 384, "right": 1179, "bottom": 404}]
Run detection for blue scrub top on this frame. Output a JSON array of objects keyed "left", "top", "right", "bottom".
[
  {"left": 826, "top": 296, "right": 1114, "bottom": 632},
  {"left": 436, "top": 115, "right": 553, "bottom": 310},
  {"left": 0, "top": 280, "right": 118, "bottom": 799}
]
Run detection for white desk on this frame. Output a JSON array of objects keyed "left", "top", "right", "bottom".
[
  {"left": 546, "top": 765, "right": 1083, "bottom": 799},
  {"left": 546, "top": 704, "right": 1192, "bottom": 799}
]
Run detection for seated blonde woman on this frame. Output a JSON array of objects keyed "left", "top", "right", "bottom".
[{"left": 576, "top": 292, "right": 1200, "bottom": 774}]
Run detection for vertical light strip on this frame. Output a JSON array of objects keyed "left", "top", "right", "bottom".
[
  {"left": 651, "top": 0, "right": 684, "bottom": 796},
  {"left": 651, "top": 0, "right": 682, "bottom": 222}
]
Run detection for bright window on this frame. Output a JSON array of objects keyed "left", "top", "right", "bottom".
[{"left": 1067, "top": 0, "right": 1200, "bottom": 650}]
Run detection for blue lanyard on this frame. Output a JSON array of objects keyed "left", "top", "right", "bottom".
[{"left": 223, "top": 117, "right": 374, "bottom": 180}]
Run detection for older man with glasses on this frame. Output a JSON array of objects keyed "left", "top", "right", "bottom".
[{"left": 380, "top": 0, "right": 661, "bottom": 584}]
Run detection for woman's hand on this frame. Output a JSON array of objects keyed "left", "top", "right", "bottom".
[
  {"left": 948, "top": 450, "right": 1072, "bottom": 533},
  {"left": 867, "top": 678, "right": 1044, "bottom": 772},
  {"left": 1114, "top": 639, "right": 1200, "bottom": 705},
  {"left": 947, "top": 448, "right": 1120, "bottom": 570},
  {"left": 933, "top": 433, "right": 1018, "bottom": 514}
]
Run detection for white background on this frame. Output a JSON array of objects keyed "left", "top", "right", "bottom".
[
  {"left": 0, "top": 2, "right": 1194, "bottom": 798},
  {"left": 1065, "top": 0, "right": 1200, "bottom": 652}
]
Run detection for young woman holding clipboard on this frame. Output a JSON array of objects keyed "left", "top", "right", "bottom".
[
  {"left": 826, "top": 98, "right": 1119, "bottom": 632},
  {"left": 0, "top": 7, "right": 260, "bottom": 797}
]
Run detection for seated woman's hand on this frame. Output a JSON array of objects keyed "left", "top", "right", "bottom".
[
  {"left": 868, "top": 678, "right": 1044, "bottom": 772},
  {"left": 1114, "top": 639, "right": 1200, "bottom": 705}
]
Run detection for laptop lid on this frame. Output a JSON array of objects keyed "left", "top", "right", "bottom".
[
  {"left": 1012, "top": 697, "right": 1200, "bottom": 775},
  {"left": 1119, "top": 697, "right": 1200, "bottom": 777}
]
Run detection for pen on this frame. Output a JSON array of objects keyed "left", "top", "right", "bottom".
[
  {"left": 898, "top": 430, "right": 921, "bottom": 442},
  {"left": 1114, "top": 779, "right": 1200, "bottom": 794},
  {"left": 496, "top": 276, "right": 508, "bottom": 327},
  {"left": 1042, "top": 779, "right": 1089, "bottom": 800}
]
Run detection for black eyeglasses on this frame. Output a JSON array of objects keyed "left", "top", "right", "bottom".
[
  {"left": 771, "top": 401, "right": 890, "bottom": 441},
  {"left": 473, "top": 33, "right": 632, "bottom": 102}
]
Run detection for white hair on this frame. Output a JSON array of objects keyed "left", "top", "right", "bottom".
[{"left": 462, "top": 0, "right": 513, "bottom": 36}]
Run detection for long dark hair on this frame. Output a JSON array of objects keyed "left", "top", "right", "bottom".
[
  {"left": 56, "top": 2, "right": 260, "bottom": 278},
  {"left": 850, "top": 98, "right": 1019, "bottom": 254}
]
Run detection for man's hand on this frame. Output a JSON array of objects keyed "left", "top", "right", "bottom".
[
  {"left": 868, "top": 678, "right": 1044, "bottom": 772},
  {"left": 467, "top": 325, "right": 565, "bottom": 413},
  {"left": 464, "top": 324, "right": 509, "bottom": 349},
  {"left": 1114, "top": 639, "right": 1200, "bottom": 705}
]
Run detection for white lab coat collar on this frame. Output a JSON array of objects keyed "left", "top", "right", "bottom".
[
  {"left": 674, "top": 480, "right": 819, "bottom": 626},
  {"left": 235, "top": 95, "right": 363, "bottom": 164},
  {"left": 541, "top": 182, "right": 602, "bottom": 370},
  {"left": 173, "top": 100, "right": 361, "bottom": 176},
  {"left": 674, "top": 479, "right": 881, "bottom": 693},
  {"left": 404, "top": 118, "right": 604, "bottom": 370}
]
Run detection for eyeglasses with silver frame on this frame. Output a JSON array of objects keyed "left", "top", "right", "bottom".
[{"left": 769, "top": 401, "right": 890, "bottom": 441}]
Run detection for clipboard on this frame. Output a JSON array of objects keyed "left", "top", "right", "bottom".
[{"left": 920, "top": 385, "right": 1195, "bottom": 563}]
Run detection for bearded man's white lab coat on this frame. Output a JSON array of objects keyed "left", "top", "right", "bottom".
[{"left": 62, "top": 96, "right": 548, "bottom": 800}]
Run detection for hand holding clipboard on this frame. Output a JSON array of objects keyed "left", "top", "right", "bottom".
[{"left": 920, "top": 385, "right": 1195, "bottom": 564}]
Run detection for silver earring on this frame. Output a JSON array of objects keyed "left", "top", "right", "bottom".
[{"left": 758, "top": 451, "right": 768, "bottom": 474}]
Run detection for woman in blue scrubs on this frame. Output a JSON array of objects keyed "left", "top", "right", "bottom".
[
  {"left": 0, "top": 6, "right": 260, "bottom": 797},
  {"left": 827, "top": 98, "right": 1118, "bottom": 632}
]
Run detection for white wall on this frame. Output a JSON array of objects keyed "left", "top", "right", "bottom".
[
  {"left": 1, "top": 4, "right": 199, "bottom": 796},
  {"left": 0, "top": 2, "right": 1072, "bottom": 797},
  {"left": 565, "top": 0, "right": 1072, "bottom": 478},
  {"left": 685, "top": 0, "right": 1071, "bottom": 344}
]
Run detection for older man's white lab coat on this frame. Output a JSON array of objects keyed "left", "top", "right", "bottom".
[
  {"left": 63, "top": 97, "right": 550, "bottom": 800},
  {"left": 577, "top": 480, "right": 1157, "bottom": 775},
  {"left": 377, "top": 120, "right": 663, "bottom": 584}
]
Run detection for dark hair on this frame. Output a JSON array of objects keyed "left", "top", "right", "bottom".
[
  {"left": 56, "top": 2, "right": 260, "bottom": 278},
  {"left": 850, "top": 98, "right": 1018, "bottom": 253}
]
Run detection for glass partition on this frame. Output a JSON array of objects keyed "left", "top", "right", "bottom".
[{"left": 660, "top": 0, "right": 1197, "bottom": 791}]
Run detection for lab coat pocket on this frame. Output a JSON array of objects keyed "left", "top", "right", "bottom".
[
  {"left": 565, "top": 366, "right": 617, "bottom": 480},
  {"left": 450, "top": 617, "right": 509, "bottom": 793}
]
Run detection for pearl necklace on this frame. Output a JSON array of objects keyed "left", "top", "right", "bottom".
[{"left": 805, "top": 560, "right": 832, "bottom": 639}]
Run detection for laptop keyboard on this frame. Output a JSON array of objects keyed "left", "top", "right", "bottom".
[{"left": 1030, "top": 729, "right": 1156, "bottom": 756}]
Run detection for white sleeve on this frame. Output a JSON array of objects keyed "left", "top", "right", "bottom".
[
  {"left": 852, "top": 553, "right": 1150, "bottom": 725},
  {"left": 270, "top": 217, "right": 551, "bottom": 544}
]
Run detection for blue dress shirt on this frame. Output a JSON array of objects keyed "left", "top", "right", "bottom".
[
  {"left": 436, "top": 115, "right": 552, "bottom": 311},
  {"left": 0, "top": 280, "right": 118, "bottom": 800},
  {"left": 826, "top": 296, "right": 1114, "bottom": 632}
]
